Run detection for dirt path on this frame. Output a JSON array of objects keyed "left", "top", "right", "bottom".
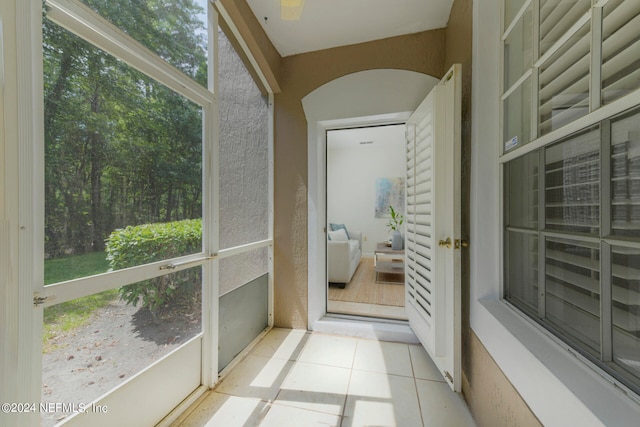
[{"left": 41, "top": 298, "right": 200, "bottom": 426}]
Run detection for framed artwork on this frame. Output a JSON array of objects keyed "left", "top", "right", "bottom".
[{"left": 375, "top": 177, "right": 404, "bottom": 218}]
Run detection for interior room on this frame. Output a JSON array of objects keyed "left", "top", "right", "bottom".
[
  {"left": 2, "top": 0, "right": 640, "bottom": 426},
  {"left": 326, "top": 124, "right": 407, "bottom": 320}
]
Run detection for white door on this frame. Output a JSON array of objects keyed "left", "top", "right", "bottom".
[{"left": 405, "top": 64, "right": 462, "bottom": 392}]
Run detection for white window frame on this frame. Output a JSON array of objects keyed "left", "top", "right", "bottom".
[
  {"left": 0, "top": 0, "right": 274, "bottom": 424},
  {"left": 471, "top": 0, "right": 640, "bottom": 425}
]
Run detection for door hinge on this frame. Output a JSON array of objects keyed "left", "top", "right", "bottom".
[
  {"left": 444, "top": 370, "right": 453, "bottom": 383},
  {"left": 33, "top": 293, "right": 54, "bottom": 307}
]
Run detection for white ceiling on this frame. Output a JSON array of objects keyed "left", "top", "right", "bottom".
[{"left": 245, "top": 0, "right": 455, "bottom": 57}]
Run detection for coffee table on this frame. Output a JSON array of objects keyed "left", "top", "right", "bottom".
[{"left": 374, "top": 243, "right": 405, "bottom": 283}]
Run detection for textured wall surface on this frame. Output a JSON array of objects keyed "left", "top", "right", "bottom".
[
  {"left": 217, "top": 0, "right": 281, "bottom": 93},
  {"left": 218, "top": 1, "right": 446, "bottom": 329},
  {"left": 463, "top": 331, "right": 543, "bottom": 427},
  {"left": 218, "top": 27, "right": 269, "bottom": 295},
  {"left": 273, "top": 31, "right": 446, "bottom": 328},
  {"left": 221, "top": 13, "right": 554, "bottom": 427}
]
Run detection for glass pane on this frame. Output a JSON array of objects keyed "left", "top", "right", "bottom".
[
  {"left": 612, "top": 246, "right": 640, "bottom": 390},
  {"left": 503, "top": 76, "right": 532, "bottom": 151},
  {"left": 219, "top": 246, "right": 269, "bottom": 296},
  {"left": 505, "top": 151, "right": 539, "bottom": 229},
  {"left": 218, "top": 27, "right": 270, "bottom": 250},
  {"left": 504, "top": 5, "right": 533, "bottom": 91},
  {"left": 504, "top": 0, "right": 528, "bottom": 29},
  {"left": 539, "top": 23, "right": 590, "bottom": 135},
  {"left": 545, "top": 238, "right": 600, "bottom": 355},
  {"left": 78, "top": 0, "right": 208, "bottom": 86},
  {"left": 43, "top": 19, "right": 203, "bottom": 283},
  {"left": 611, "top": 109, "right": 640, "bottom": 237},
  {"left": 539, "top": 0, "right": 590, "bottom": 56},
  {"left": 42, "top": 267, "right": 202, "bottom": 426},
  {"left": 602, "top": 0, "right": 640, "bottom": 105},
  {"left": 545, "top": 128, "right": 600, "bottom": 235},
  {"left": 505, "top": 231, "right": 539, "bottom": 314}
]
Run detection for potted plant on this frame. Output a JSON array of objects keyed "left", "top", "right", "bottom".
[{"left": 387, "top": 205, "right": 405, "bottom": 250}]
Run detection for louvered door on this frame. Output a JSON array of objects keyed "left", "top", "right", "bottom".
[
  {"left": 405, "top": 64, "right": 462, "bottom": 392},
  {"left": 405, "top": 89, "right": 437, "bottom": 352}
]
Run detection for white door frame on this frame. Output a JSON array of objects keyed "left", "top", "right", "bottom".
[{"left": 303, "top": 69, "right": 439, "bottom": 330}]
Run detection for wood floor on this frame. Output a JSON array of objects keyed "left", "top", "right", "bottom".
[{"left": 328, "top": 257, "right": 405, "bottom": 307}]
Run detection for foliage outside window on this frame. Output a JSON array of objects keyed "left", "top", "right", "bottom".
[
  {"left": 502, "top": 0, "right": 640, "bottom": 395},
  {"left": 43, "top": 1, "right": 207, "bottom": 275},
  {"left": 41, "top": 1, "right": 210, "bottom": 422}
]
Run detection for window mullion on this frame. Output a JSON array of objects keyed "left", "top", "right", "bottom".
[
  {"left": 503, "top": 0, "right": 534, "bottom": 40},
  {"left": 600, "top": 119, "right": 613, "bottom": 362},
  {"left": 531, "top": 0, "right": 540, "bottom": 142},
  {"left": 601, "top": 242, "right": 613, "bottom": 362},
  {"left": 590, "top": 5, "right": 603, "bottom": 112},
  {"left": 538, "top": 148, "right": 546, "bottom": 318},
  {"left": 601, "top": 120, "right": 612, "bottom": 238}
]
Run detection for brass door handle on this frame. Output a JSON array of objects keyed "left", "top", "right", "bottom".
[{"left": 438, "top": 237, "right": 452, "bottom": 248}]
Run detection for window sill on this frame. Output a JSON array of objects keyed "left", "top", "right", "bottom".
[{"left": 474, "top": 298, "right": 640, "bottom": 427}]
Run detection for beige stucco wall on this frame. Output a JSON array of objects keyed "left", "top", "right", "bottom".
[
  {"left": 464, "top": 331, "right": 543, "bottom": 427},
  {"left": 222, "top": 0, "right": 541, "bottom": 424},
  {"left": 273, "top": 32, "right": 446, "bottom": 328},
  {"left": 215, "top": 1, "right": 445, "bottom": 328}
]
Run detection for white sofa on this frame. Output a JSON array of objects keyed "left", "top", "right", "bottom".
[{"left": 327, "top": 228, "right": 362, "bottom": 287}]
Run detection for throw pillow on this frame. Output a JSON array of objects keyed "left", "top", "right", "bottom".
[
  {"left": 328, "top": 228, "right": 349, "bottom": 241},
  {"left": 329, "top": 223, "right": 350, "bottom": 239}
]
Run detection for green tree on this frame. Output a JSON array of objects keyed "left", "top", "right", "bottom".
[{"left": 43, "top": 0, "right": 207, "bottom": 258}]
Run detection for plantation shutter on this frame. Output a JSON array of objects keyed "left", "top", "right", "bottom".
[
  {"left": 601, "top": 0, "right": 640, "bottom": 105},
  {"left": 543, "top": 129, "right": 601, "bottom": 351},
  {"left": 405, "top": 65, "right": 462, "bottom": 392},
  {"left": 405, "top": 90, "right": 437, "bottom": 351},
  {"left": 539, "top": 0, "right": 591, "bottom": 56},
  {"left": 538, "top": 0, "right": 591, "bottom": 135},
  {"left": 538, "top": 0, "right": 640, "bottom": 135}
]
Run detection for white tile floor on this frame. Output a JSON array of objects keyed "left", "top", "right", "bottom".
[{"left": 171, "top": 328, "right": 476, "bottom": 427}]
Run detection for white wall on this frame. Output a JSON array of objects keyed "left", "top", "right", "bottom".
[{"left": 327, "top": 126, "right": 405, "bottom": 256}]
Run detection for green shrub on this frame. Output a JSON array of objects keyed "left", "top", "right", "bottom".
[{"left": 105, "top": 219, "right": 202, "bottom": 318}]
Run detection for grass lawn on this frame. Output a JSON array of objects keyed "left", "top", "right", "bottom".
[
  {"left": 43, "top": 252, "right": 117, "bottom": 352},
  {"left": 44, "top": 251, "right": 110, "bottom": 285}
]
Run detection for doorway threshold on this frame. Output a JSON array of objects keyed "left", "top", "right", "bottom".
[
  {"left": 328, "top": 299, "right": 407, "bottom": 321},
  {"left": 312, "top": 314, "right": 419, "bottom": 344}
]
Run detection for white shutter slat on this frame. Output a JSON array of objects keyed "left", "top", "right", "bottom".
[
  {"left": 538, "top": 20, "right": 590, "bottom": 135},
  {"left": 406, "top": 93, "right": 434, "bottom": 325},
  {"left": 540, "top": 0, "right": 590, "bottom": 55},
  {"left": 602, "top": 1, "right": 640, "bottom": 103}
]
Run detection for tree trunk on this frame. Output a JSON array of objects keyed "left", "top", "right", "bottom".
[{"left": 88, "top": 56, "right": 104, "bottom": 251}]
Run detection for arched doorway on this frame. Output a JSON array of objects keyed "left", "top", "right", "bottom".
[{"left": 302, "top": 69, "right": 439, "bottom": 328}]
